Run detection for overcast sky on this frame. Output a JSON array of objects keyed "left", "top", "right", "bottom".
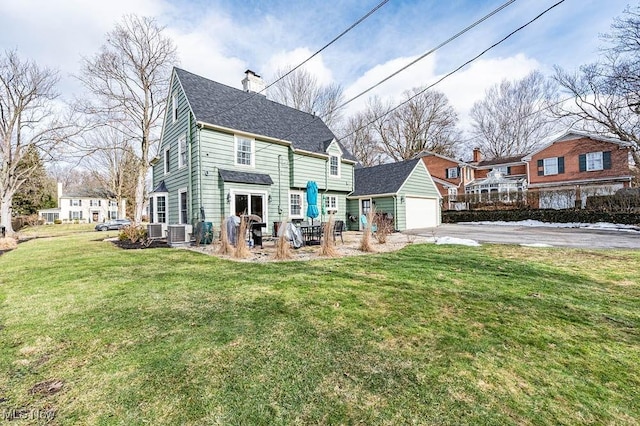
[{"left": 0, "top": 0, "right": 632, "bottom": 135}]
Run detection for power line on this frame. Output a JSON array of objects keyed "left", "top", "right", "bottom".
[
  {"left": 269, "top": 0, "right": 519, "bottom": 149},
  {"left": 338, "top": 0, "right": 517, "bottom": 112},
  {"left": 336, "top": 0, "right": 567, "bottom": 144},
  {"left": 211, "top": 0, "right": 390, "bottom": 120}
]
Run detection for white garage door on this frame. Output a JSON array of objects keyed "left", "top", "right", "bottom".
[{"left": 405, "top": 197, "right": 439, "bottom": 229}]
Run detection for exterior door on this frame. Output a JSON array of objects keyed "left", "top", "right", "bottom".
[
  {"left": 92, "top": 211, "right": 99, "bottom": 222},
  {"left": 360, "top": 199, "right": 372, "bottom": 230},
  {"left": 233, "top": 192, "right": 266, "bottom": 221}
]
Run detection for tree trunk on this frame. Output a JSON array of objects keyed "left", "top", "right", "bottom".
[
  {"left": 134, "top": 164, "right": 147, "bottom": 223},
  {"left": 1, "top": 194, "right": 14, "bottom": 236}
]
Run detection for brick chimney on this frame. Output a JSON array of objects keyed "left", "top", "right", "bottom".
[
  {"left": 241, "top": 70, "right": 266, "bottom": 95},
  {"left": 473, "top": 147, "right": 482, "bottom": 163}
]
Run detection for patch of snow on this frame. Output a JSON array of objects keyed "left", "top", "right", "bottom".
[
  {"left": 461, "top": 220, "right": 640, "bottom": 233},
  {"left": 520, "top": 243, "right": 554, "bottom": 248},
  {"left": 435, "top": 236, "right": 481, "bottom": 247}
]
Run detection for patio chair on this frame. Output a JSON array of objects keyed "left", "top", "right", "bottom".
[
  {"left": 360, "top": 215, "right": 377, "bottom": 233},
  {"left": 333, "top": 220, "right": 345, "bottom": 243}
]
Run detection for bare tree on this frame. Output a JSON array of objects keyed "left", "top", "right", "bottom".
[
  {"left": 0, "top": 50, "right": 79, "bottom": 235},
  {"left": 553, "top": 6, "right": 640, "bottom": 166},
  {"left": 372, "top": 89, "right": 461, "bottom": 161},
  {"left": 78, "top": 15, "right": 178, "bottom": 223},
  {"left": 270, "top": 66, "right": 344, "bottom": 129},
  {"left": 83, "top": 126, "right": 139, "bottom": 219},
  {"left": 339, "top": 110, "right": 385, "bottom": 167},
  {"left": 470, "top": 71, "right": 559, "bottom": 159}
]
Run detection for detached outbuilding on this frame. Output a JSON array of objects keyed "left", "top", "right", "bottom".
[{"left": 347, "top": 158, "right": 441, "bottom": 231}]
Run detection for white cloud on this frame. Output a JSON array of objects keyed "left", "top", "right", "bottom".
[
  {"left": 343, "top": 54, "right": 438, "bottom": 114},
  {"left": 342, "top": 52, "right": 540, "bottom": 130},
  {"left": 263, "top": 48, "right": 335, "bottom": 86}
]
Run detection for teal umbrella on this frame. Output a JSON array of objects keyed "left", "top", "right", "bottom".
[{"left": 306, "top": 181, "right": 319, "bottom": 222}]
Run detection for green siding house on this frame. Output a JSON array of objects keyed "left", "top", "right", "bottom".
[
  {"left": 149, "top": 68, "right": 357, "bottom": 238},
  {"left": 347, "top": 158, "right": 441, "bottom": 231}
]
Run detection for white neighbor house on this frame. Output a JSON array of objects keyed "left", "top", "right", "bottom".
[{"left": 38, "top": 183, "right": 126, "bottom": 224}]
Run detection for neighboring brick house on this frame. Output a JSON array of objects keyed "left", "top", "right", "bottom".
[
  {"left": 419, "top": 151, "right": 474, "bottom": 204},
  {"left": 523, "top": 131, "right": 634, "bottom": 208},
  {"left": 466, "top": 148, "right": 528, "bottom": 199}
]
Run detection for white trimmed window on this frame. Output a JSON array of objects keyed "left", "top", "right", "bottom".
[
  {"left": 235, "top": 136, "right": 254, "bottom": 167},
  {"left": 179, "top": 189, "right": 188, "bottom": 224},
  {"left": 178, "top": 135, "right": 187, "bottom": 169},
  {"left": 325, "top": 195, "right": 338, "bottom": 212},
  {"left": 543, "top": 157, "right": 558, "bottom": 175},
  {"left": 493, "top": 166, "right": 508, "bottom": 175},
  {"left": 109, "top": 210, "right": 117, "bottom": 220},
  {"left": 586, "top": 152, "right": 603, "bottom": 171},
  {"left": 329, "top": 155, "right": 340, "bottom": 177},
  {"left": 156, "top": 195, "right": 167, "bottom": 224},
  {"left": 446, "top": 167, "right": 459, "bottom": 179},
  {"left": 164, "top": 147, "right": 171, "bottom": 174},
  {"left": 289, "top": 192, "right": 303, "bottom": 218},
  {"left": 172, "top": 94, "right": 178, "bottom": 122},
  {"left": 448, "top": 187, "right": 458, "bottom": 201}
]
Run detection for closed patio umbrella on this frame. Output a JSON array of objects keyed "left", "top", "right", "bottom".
[{"left": 306, "top": 181, "right": 319, "bottom": 224}]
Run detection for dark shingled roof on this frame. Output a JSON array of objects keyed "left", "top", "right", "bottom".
[
  {"left": 175, "top": 68, "right": 356, "bottom": 161},
  {"left": 151, "top": 180, "right": 168, "bottom": 193},
  {"left": 473, "top": 154, "right": 527, "bottom": 167},
  {"left": 218, "top": 169, "right": 273, "bottom": 185},
  {"left": 351, "top": 158, "right": 421, "bottom": 197}
]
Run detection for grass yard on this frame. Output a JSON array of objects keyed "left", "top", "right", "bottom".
[{"left": 0, "top": 231, "right": 639, "bottom": 425}]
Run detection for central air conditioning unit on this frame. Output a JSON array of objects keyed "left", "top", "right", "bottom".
[
  {"left": 167, "top": 224, "right": 193, "bottom": 246},
  {"left": 147, "top": 223, "right": 164, "bottom": 239}
]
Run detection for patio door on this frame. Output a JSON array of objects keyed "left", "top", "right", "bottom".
[{"left": 233, "top": 192, "right": 266, "bottom": 222}]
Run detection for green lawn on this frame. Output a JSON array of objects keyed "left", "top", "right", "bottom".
[{"left": 1, "top": 232, "right": 639, "bottom": 425}]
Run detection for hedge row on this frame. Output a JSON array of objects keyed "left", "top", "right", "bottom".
[{"left": 443, "top": 209, "right": 640, "bottom": 225}]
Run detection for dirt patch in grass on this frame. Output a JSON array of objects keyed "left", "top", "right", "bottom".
[
  {"left": 110, "top": 239, "right": 169, "bottom": 250},
  {"left": 29, "top": 379, "right": 64, "bottom": 395}
]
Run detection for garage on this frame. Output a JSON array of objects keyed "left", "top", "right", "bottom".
[
  {"left": 348, "top": 158, "right": 442, "bottom": 231},
  {"left": 405, "top": 197, "right": 440, "bottom": 229}
]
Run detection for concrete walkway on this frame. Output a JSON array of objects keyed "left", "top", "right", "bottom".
[{"left": 410, "top": 223, "right": 640, "bottom": 250}]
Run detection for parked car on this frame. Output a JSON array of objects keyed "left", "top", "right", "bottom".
[{"left": 94, "top": 219, "right": 131, "bottom": 231}]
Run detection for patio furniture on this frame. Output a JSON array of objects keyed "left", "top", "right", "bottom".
[{"left": 333, "top": 220, "right": 345, "bottom": 243}]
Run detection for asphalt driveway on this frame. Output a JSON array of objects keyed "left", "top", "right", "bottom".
[{"left": 410, "top": 223, "right": 640, "bottom": 250}]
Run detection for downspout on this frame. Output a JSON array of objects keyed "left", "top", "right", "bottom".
[
  {"left": 323, "top": 157, "right": 329, "bottom": 222},
  {"left": 277, "top": 154, "right": 282, "bottom": 220},
  {"left": 197, "top": 123, "right": 203, "bottom": 219},
  {"left": 394, "top": 195, "right": 399, "bottom": 232},
  {"left": 187, "top": 113, "right": 193, "bottom": 224}
]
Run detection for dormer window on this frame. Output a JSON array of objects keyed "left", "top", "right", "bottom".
[
  {"left": 330, "top": 155, "right": 340, "bottom": 177},
  {"left": 235, "top": 136, "right": 254, "bottom": 167}
]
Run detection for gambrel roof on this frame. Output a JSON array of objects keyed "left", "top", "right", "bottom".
[{"left": 174, "top": 68, "right": 356, "bottom": 161}]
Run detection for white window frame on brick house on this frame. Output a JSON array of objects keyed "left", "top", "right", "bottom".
[
  {"left": 448, "top": 187, "right": 458, "bottom": 201},
  {"left": 234, "top": 135, "right": 254, "bottom": 167},
  {"left": 446, "top": 167, "right": 459, "bottom": 179},
  {"left": 289, "top": 191, "right": 304, "bottom": 219},
  {"left": 586, "top": 151, "right": 604, "bottom": 171},
  {"left": 543, "top": 157, "right": 559, "bottom": 175}
]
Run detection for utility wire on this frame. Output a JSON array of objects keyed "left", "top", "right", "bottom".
[
  {"left": 211, "top": 0, "right": 390, "bottom": 119},
  {"left": 338, "top": 0, "right": 517, "bottom": 111},
  {"left": 265, "top": 0, "right": 518, "bottom": 150},
  {"left": 336, "top": 0, "right": 567, "bottom": 144}
]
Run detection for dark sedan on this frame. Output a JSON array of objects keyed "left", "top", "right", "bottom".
[{"left": 94, "top": 219, "right": 132, "bottom": 231}]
